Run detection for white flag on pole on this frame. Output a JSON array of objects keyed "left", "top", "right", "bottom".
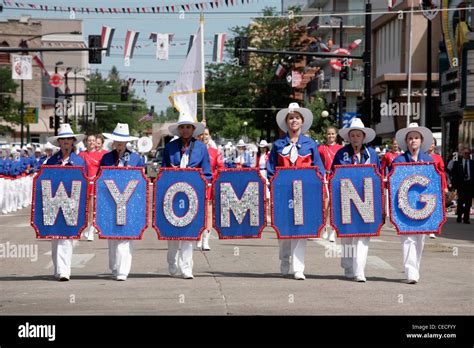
[
  {"left": 156, "top": 33, "right": 169, "bottom": 60},
  {"left": 169, "top": 20, "right": 205, "bottom": 121}
]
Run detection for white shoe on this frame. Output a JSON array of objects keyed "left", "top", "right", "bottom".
[
  {"left": 355, "top": 275, "right": 366, "bottom": 282},
  {"left": 328, "top": 230, "right": 336, "bottom": 242},
  {"left": 429, "top": 233, "right": 436, "bottom": 239},
  {"left": 2, "top": 210, "right": 7, "bottom": 215},
  {"left": 182, "top": 272, "right": 194, "bottom": 279},
  {"left": 202, "top": 240, "right": 211, "bottom": 251},
  {"left": 196, "top": 239, "right": 203, "bottom": 249},
  {"left": 294, "top": 272, "right": 306, "bottom": 280},
  {"left": 86, "top": 228, "right": 95, "bottom": 241},
  {"left": 321, "top": 227, "right": 328, "bottom": 239},
  {"left": 116, "top": 275, "right": 127, "bottom": 281},
  {"left": 407, "top": 279, "right": 418, "bottom": 284},
  {"left": 58, "top": 274, "right": 70, "bottom": 281},
  {"left": 280, "top": 261, "right": 290, "bottom": 276},
  {"left": 168, "top": 264, "right": 179, "bottom": 277}
]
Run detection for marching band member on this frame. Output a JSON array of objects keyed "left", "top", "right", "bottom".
[
  {"left": 331, "top": 118, "right": 380, "bottom": 283},
  {"left": 392, "top": 123, "right": 434, "bottom": 284},
  {"left": 197, "top": 127, "right": 224, "bottom": 251},
  {"left": 80, "top": 134, "right": 107, "bottom": 241},
  {"left": 163, "top": 112, "right": 212, "bottom": 279},
  {"left": 267, "top": 103, "right": 325, "bottom": 280},
  {"left": 318, "top": 126, "right": 343, "bottom": 242},
  {"left": 45, "top": 124, "right": 86, "bottom": 281},
  {"left": 100, "top": 123, "right": 145, "bottom": 281}
]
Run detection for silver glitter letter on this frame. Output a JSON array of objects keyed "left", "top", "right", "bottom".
[
  {"left": 163, "top": 182, "right": 198, "bottom": 227},
  {"left": 397, "top": 175, "right": 436, "bottom": 220},
  {"left": 104, "top": 180, "right": 139, "bottom": 226},
  {"left": 41, "top": 180, "right": 82, "bottom": 226},
  {"left": 340, "top": 178, "right": 375, "bottom": 224},
  {"left": 293, "top": 180, "right": 304, "bottom": 225},
  {"left": 220, "top": 182, "right": 260, "bottom": 227}
]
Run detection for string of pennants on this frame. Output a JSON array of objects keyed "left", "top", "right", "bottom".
[
  {"left": 126, "top": 79, "right": 173, "bottom": 94},
  {"left": 2, "top": 0, "right": 257, "bottom": 13}
]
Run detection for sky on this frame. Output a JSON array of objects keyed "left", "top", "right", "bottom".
[{"left": 1, "top": 0, "right": 285, "bottom": 112}]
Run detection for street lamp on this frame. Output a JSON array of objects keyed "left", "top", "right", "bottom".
[{"left": 243, "top": 121, "right": 248, "bottom": 141}]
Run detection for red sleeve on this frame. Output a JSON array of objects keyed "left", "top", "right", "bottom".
[{"left": 216, "top": 150, "right": 224, "bottom": 170}]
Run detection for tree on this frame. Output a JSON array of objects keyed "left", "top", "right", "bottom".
[
  {"left": 0, "top": 67, "right": 21, "bottom": 133},
  {"left": 305, "top": 92, "right": 337, "bottom": 143},
  {"left": 83, "top": 67, "right": 147, "bottom": 135}
]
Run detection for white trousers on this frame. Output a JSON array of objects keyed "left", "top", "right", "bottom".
[
  {"left": 167, "top": 240, "right": 195, "bottom": 275},
  {"left": 340, "top": 237, "right": 370, "bottom": 278},
  {"left": 279, "top": 239, "right": 307, "bottom": 273},
  {"left": 108, "top": 240, "right": 133, "bottom": 277},
  {"left": 51, "top": 239, "right": 73, "bottom": 277},
  {"left": 0, "top": 178, "right": 4, "bottom": 213},
  {"left": 400, "top": 234, "right": 425, "bottom": 281}
]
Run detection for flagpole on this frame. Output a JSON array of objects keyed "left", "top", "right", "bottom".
[
  {"left": 406, "top": 0, "right": 414, "bottom": 127},
  {"left": 200, "top": 12, "right": 206, "bottom": 124}
]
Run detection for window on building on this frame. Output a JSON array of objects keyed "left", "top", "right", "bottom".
[{"left": 0, "top": 41, "right": 10, "bottom": 65}]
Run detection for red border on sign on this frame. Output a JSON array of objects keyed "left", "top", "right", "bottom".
[
  {"left": 269, "top": 166, "right": 326, "bottom": 239},
  {"left": 30, "top": 165, "right": 89, "bottom": 240},
  {"left": 212, "top": 167, "right": 268, "bottom": 240},
  {"left": 329, "top": 164, "right": 384, "bottom": 238},
  {"left": 388, "top": 162, "right": 447, "bottom": 235},
  {"left": 92, "top": 166, "right": 150, "bottom": 240},
  {"left": 152, "top": 167, "right": 208, "bottom": 241}
]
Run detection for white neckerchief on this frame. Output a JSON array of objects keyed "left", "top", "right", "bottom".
[{"left": 282, "top": 143, "right": 299, "bottom": 164}]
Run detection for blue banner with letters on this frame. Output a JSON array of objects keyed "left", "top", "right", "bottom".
[
  {"left": 270, "top": 167, "right": 325, "bottom": 239},
  {"left": 31, "top": 166, "right": 88, "bottom": 239},
  {"left": 330, "top": 164, "right": 384, "bottom": 237},
  {"left": 153, "top": 168, "right": 206, "bottom": 240},
  {"left": 94, "top": 167, "right": 149, "bottom": 239},
  {"left": 213, "top": 168, "right": 266, "bottom": 239},
  {"left": 388, "top": 163, "right": 446, "bottom": 235}
]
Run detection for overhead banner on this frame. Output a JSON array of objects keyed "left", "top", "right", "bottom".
[
  {"left": 213, "top": 168, "right": 266, "bottom": 239},
  {"left": 330, "top": 164, "right": 384, "bottom": 238},
  {"left": 94, "top": 167, "right": 150, "bottom": 239},
  {"left": 153, "top": 168, "right": 207, "bottom": 240},
  {"left": 12, "top": 55, "right": 32, "bottom": 80},
  {"left": 388, "top": 163, "right": 446, "bottom": 235},
  {"left": 31, "top": 166, "right": 88, "bottom": 239},
  {"left": 270, "top": 167, "right": 325, "bottom": 239}
]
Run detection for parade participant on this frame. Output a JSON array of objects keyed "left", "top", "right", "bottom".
[
  {"left": 45, "top": 124, "right": 86, "bottom": 281},
  {"left": 256, "top": 140, "right": 271, "bottom": 180},
  {"left": 80, "top": 134, "right": 107, "bottom": 241},
  {"left": 381, "top": 138, "right": 401, "bottom": 176},
  {"left": 163, "top": 112, "right": 211, "bottom": 279},
  {"left": 267, "top": 102, "right": 326, "bottom": 280},
  {"left": 234, "top": 139, "right": 252, "bottom": 168},
  {"left": 95, "top": 134, "right": 107, "bottom": 154},
  {"left": 99, "top": 123, "right": 144, "bottom": 281},
  {"left": 41, "top": 142, "right": 56, "bottom": 164},
  {"left": 223, "top": 142, "right": 236, "bottom": 168},
  {"left": 196, "top": 127, "right": 224, "bottom": 251},
  {"left": 318, "top": 126, "right": 343, "bottom": 242},
  {"left": 451, "top": 147, "right": 473, "bottom": 225},
  {"left": 332, "top": 118, "right": 380, "bottom": 283},
  {"left": 33, "top": 147, "right": 43, "bottom": 172},
  {"left": 392, "top": 123, "right": 434, "bottom": 284}
]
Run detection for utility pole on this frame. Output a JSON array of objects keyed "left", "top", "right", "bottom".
[{"left": 363, "top": 2, "right": 372, "bottom": 126}]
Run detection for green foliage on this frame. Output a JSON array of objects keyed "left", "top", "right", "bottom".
[
  {"left": 306, "top": 92, "right": 337, "bottom": 143},
  {"left": 83, "top": 66, "right": 147, "bottom": 135},
  {"left": 0, "top": 67, "right": 21, "bottom": 131}
]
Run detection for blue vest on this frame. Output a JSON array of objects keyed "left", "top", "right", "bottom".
[{"left": 99, "top": 150, "right": 145, "bottom": 168}]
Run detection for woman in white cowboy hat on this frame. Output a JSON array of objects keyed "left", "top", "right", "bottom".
[
  {"left": 256, "top": 140, "right": 271, "bottom": 180},
  {"left": 163, "top": 112, "right": 212, "bottom": 279},
  {"left": 234, "top": 139, "right": 252, "bottom": 168},
  {"left": 392, "top": 123, "right": 434, "bottom": 284},
  {"left": 99, "top": 123, "right": 145, "bottom": 281},
  {"left": 331, "top": 118, "right": 381, "bottom": 283},
  {"left": 44, "top": 123, "right": 86, "bottom": 281},
  {"left": 267, "top": 102, "right": 326, "bottom": 280}
]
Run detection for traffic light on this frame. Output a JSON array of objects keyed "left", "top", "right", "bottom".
[
  {"left": 88, "top": 35, "right": 102, "bottom": 64},
  {"left": 234, "top": 36, "right": 249, "bottom": 66},
  {"left": 372, "top": 99, "right": 382, "bottom": 124},
  {"left": 357, "top": 97, "right": 371, "bottom": 126},
  {"left": 0, "top": 5, "right": 3, "bottom": 12},
  {"left": 328, "top": 103, "right": 337, "bottom": 121},
  {"left": 121, "top": 85, "right": 129, "bottom": 101},
  {"left": 49, "top": 116, "right": 54, "bottom": 129},
  {"left": 340, "top": 66, "right": 353, "bottom": 81}
]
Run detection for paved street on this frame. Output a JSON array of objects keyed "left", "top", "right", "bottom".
[{"left": 0, "top": 206, "right": 473, "bottom": 315}]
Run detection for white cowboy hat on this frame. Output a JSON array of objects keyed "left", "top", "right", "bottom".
[
  {"left": 236, "top": 139, "right": 247, "bottom": 147},
  {"left": 44, "top": 142, "right": 56, "bottom": 151},
  {"left": 258, "top": 140, "right": 270, "bottom": 148},
  {"left": 338, "top": 118, "right": 376, "bottom": 144},
  {"left": 103, "top": 123, "right": 139, "bottom": 142},
  {"left": 395, "top": 122, "right": 433, "bottom": 153},
  {"left": 276, "top": 102, "right": 313, "bottom": 133},
  {"left": 168, "top": 112, "right": 205, "bottom": 137},
  {"left": 47, "top": 124, "right": 85, "bottom": 147},
  {"left": 34, "top": 147, "right": 42, "bottom": 153}
]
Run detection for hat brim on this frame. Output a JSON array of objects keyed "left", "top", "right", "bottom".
[
  {"left": 102, "top": 133, "right": 139, "bottom": 142},
  {"left": 339, "top": 127, "right": 376, "bottom": 144},
  {"left": 395, "top": 126, "right": 433, "bottom": 153},
  {"left": 47, "top": 134, "right": 85, "bottom": 147},
  {"left": 276, "top": 107, "right": 313, "bottom": 133},
  {"left": 168, "top": 121, "right": 205, "bottom": 137}
]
